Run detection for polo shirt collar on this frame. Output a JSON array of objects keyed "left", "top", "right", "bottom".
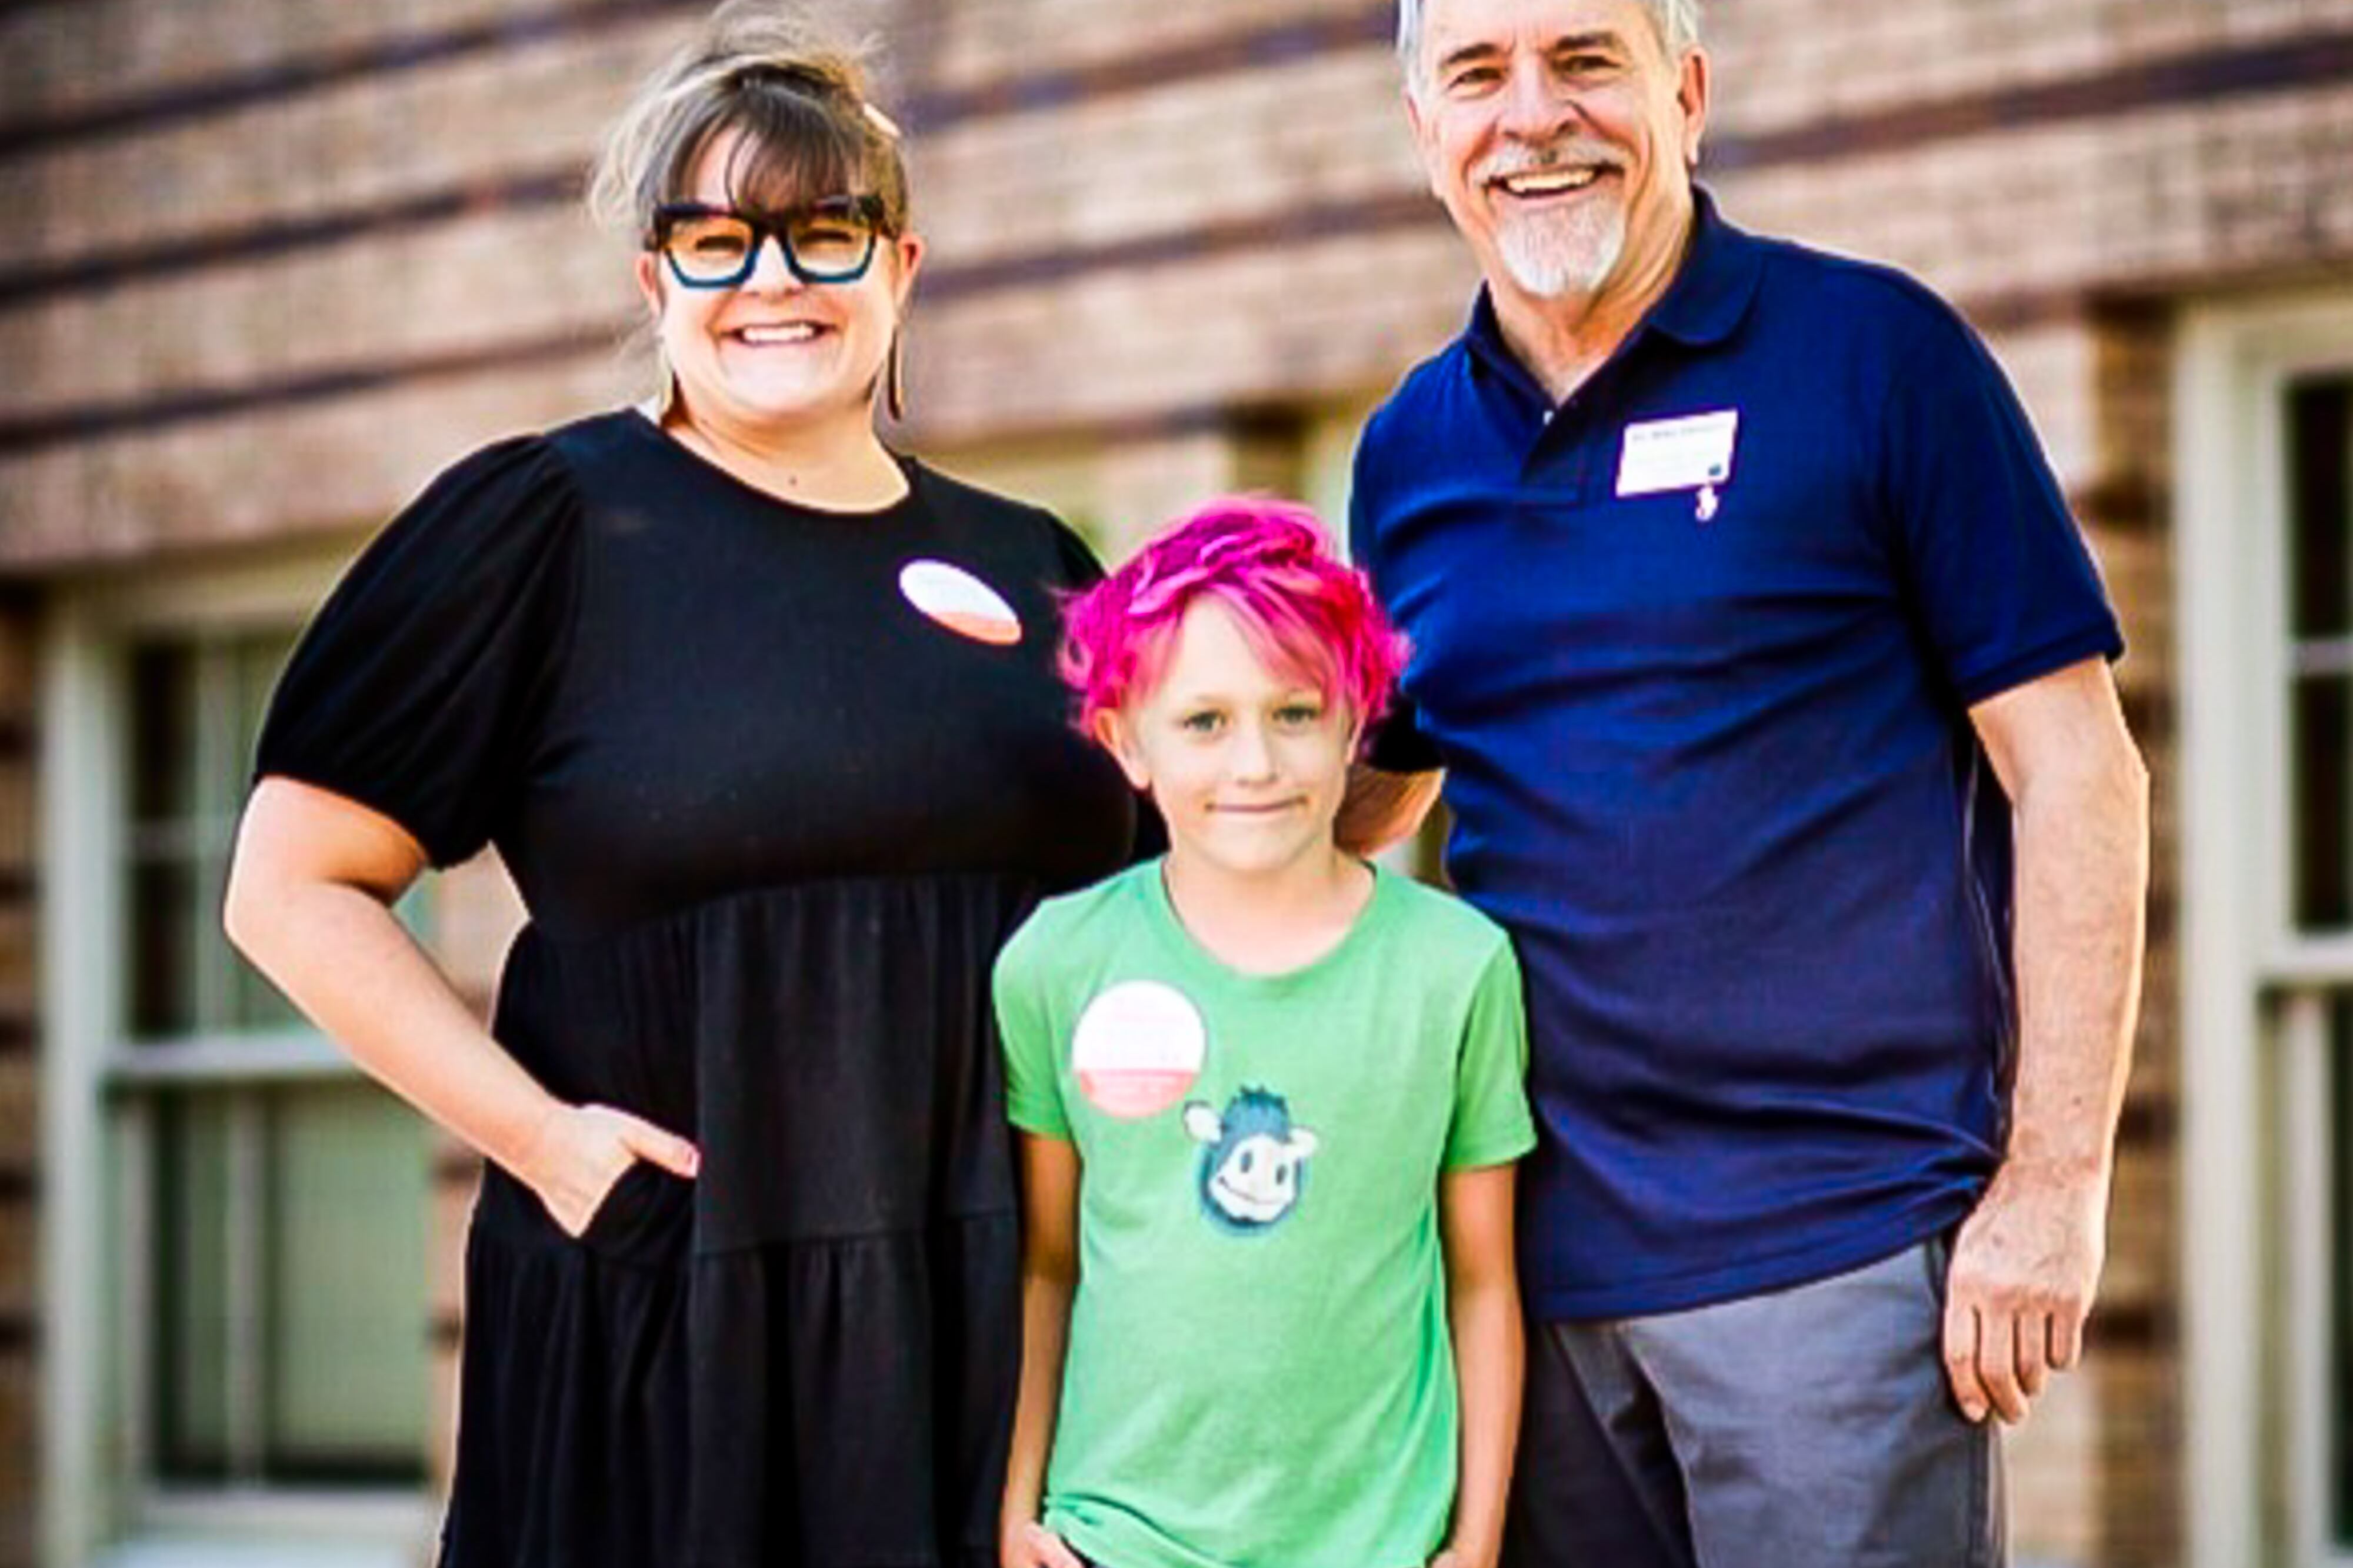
[{"left": 1461, "top": 184, "right": 1763, "bottom": 385}]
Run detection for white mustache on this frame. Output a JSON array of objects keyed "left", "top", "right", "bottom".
[{"left": 1473, "top": 144, "right": 1624, "bottom": 184}]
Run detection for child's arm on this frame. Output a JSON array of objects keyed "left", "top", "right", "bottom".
[
  {"left": 1433, "top": 1163, "right": 1523, "bottom": 1568},
  {"left": 1002, "top": 1133, "right": 1086, "bottom": 1568}
]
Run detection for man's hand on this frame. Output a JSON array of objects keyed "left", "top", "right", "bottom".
[
  {"left": 1001, "top": 1520, "right": 1085, "bottom": 1568},
  {"left": 1941, "top": 1160, "right": 2109, "bottom": 1424}
]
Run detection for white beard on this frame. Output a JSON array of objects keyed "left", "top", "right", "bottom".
[{"left": 1497, "top": 197, "right": 1627, "bottom": 299}]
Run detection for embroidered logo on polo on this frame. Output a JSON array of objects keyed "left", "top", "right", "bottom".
[
  {"left": 1071, "top": 980, "right": 1206, "bottom": 1119},
  {"left": 1616, "top": 409, "right": 1739, "bottom": 522},
  {"left": 1184, "top": 1086, "right": 1318, "bottom": 1236},
  {"left": 898, "top": 560, "right": 1022, "bottom": 646}
]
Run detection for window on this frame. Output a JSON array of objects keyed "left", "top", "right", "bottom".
[
  {"left": 2287, "top": 377, "right": 2353, "bottom": 1544},
  {"left": 39, "top": 568, "right": 439, "bottom": 1567},
  {"left": 2291, "top": 381, "right": 2353, "bottom": 934},
  {"left": 2179, "top": 301, "right": 2353, "bottom": 1568},
  {"left": 119, "top": 630, "right": 434, "bottom": 1492}
]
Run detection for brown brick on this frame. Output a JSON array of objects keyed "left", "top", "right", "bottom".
[
  {"left": 918, "top": 0, "right": 1381, "bottom": 92},
  {"left": 0, "top": 1349, "right": 34, "bottom": 1568},
  {"left": 2008, "top": 1369, "right": 2101, "bottom": 1567},
  {"left": 0, "top": 18, "right": 681, "bottom": 275},
  {"left": 0, "top": 1062, "right": 31, "bottom": 1167},
  {"left": 0, "top": 1196, "right": 31, "bottom": 1325},
  {"left": 0, "top": 209, "right": 633, "bottom": 421},
  {"left": 0, "top": 348, "right": 636, "bottom": 569},
  {"left": 0, "top": 0, "right": 691, "bottom": 131}
]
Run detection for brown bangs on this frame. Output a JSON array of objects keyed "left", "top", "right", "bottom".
[{"left": 666, "top": 76, "right": 904, "bottom": 229}]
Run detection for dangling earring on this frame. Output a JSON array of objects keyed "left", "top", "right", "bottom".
[
  {"left": 650, "top": 346, "right": 681, "bottom": 422},
  {"left": 885, "top": 328, "right": 908, "bottom": 422}
]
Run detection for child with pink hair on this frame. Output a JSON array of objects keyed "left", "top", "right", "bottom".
[{"left": 992, "top": 498, "right": 1535, "bottom": 1568}]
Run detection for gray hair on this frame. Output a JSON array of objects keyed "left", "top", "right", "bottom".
[{"left": 1397, "top": 0, "right": 1703, "bottom": 88}]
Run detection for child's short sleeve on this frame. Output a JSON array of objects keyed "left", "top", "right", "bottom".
[
  {"left": 254, "top": 436, "right": 583, "bottom": 866},
  {"left": 1444, "top": 940, "right": 1537, "bottom": 1170},
  {"left": 994, "top": 915, "right": 1073, "bottom": 1140}
]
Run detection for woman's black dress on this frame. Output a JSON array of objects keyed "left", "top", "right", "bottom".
[{"left": 255, "top": 409, "right": 1136, "bottom": 1568}]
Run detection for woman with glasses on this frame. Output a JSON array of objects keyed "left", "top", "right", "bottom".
[{"left": 222, "top": 6, "right": 1137, "bottom": 1566}]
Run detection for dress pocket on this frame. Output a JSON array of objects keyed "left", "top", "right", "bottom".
[{"left": 576, "top": 1161, "right": 694, "bottom": 1265}]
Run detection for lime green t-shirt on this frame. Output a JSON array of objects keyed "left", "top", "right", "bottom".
[{"left": 994, "top": 860, "right": 1535, "bottom": 1568}]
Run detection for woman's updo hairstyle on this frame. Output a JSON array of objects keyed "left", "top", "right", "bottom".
[{"left": 588, "top": 0, "right": 909, "bottom": 242}]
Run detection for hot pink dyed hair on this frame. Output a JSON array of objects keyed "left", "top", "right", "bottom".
[{"left": 1061, "top": 496, "right": 1409, "bottom": 746}]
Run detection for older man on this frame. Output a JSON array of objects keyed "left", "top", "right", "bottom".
[{"left": 1347, "top": 0, "right": 2150, "bottom": 1563}]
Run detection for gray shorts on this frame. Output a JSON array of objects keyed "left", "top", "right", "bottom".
[{"left": 1503, "top": 1237, "right": 2005, "bottom": 1568}]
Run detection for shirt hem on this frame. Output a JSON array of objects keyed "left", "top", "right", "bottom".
[
  {"left": 1527, "top": 1199, "right": 1974, "bottom": 1321},
  {"left": 1442, "top": 1127, "right": 1538, "bottom": 1171},
  {"left": 1949, "top": 619, "right": 2125, "bottom": 709},
  {"left": 1007, "top": 1103, "right": 1072, "bottom": 1140},
  {"left": 1054, "top": 1513, "right": 1439, "bottom": 1568},
  {"left": 251, "top": 761, "right": 470, "bottom": 869}
]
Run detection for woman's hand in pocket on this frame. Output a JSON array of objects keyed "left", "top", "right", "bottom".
[{"left": 518, "top": 1102, "right": 700, "bottom": 1237}]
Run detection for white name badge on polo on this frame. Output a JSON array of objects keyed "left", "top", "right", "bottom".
[{"left": 1615, "top": 409, "right": 1739, "bottom": 498}]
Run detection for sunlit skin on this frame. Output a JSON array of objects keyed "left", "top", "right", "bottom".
[
  {"left": 634, "top": 127, "right": 924, "bottom": 506},
  {"left": 1404, "top": 0, "right": 1708, "bottom": 399},
  {"left": 1095, "top": 600, "right": 1372, "bottom": 973}
]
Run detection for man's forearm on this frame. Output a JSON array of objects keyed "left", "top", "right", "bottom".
[
  {"left": 2001, "top": 723, "right": 2149, "bottom": 1182},
  {"left": 1335, "top": 763, "right": 1444, "bottom": 859},
  {"left": 1945, "top": 665, "right": 2149, "bottom": 1422}
]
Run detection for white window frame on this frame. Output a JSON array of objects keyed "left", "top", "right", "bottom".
[
  {"left": 39, "top": 551, "right": 435, "bottom": 1568},
  {"left": 2179, "top": 289, "right": 2353, "bottom": 1568}
]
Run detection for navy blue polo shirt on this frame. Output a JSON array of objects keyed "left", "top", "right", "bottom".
[{"left": 1350, "top": 190, "right": 2124, "bottom": 1319}]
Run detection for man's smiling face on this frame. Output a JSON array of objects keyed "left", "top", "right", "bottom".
[{"left": 1405, "top": 0, "right": 1707, "bottom": 312}]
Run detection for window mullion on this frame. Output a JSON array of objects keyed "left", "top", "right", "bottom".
[
  {"left": 116, "top": 1095, "right": 158, "bottom": 1490},
  {"left": 224, "top": 1092, "right": 268, "bottom": 1482},
  {"left": 191, "top": 638, "right": 236, "bottom": 1035}
]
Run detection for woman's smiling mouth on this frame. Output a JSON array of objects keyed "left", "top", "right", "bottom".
[{"left": 732, "top": 323, "right": 828, "bottom": 345}]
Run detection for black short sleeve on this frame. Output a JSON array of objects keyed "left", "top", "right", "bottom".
[
  {"left": 1048, "top": 513, "right": 1109, "bottom": 590},
  {"left": 255, "top": 435, "right": 584, "bottom": 867}
]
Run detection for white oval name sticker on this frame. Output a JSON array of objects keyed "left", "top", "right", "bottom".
[
  {"left": 1071, "top": 980, "right": 1207, "bottom": 1120},
  {"left": 899, "top": 559, "right": 1022, "bottom": 646}
]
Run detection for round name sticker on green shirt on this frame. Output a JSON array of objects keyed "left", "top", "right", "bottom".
[{"left": 1071, "top": 979, "right": 1205, "bottom": 1119}]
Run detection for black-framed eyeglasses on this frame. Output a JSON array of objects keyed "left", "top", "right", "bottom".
[{"left": 646, "top": 194, "right": 890, "bottom": 289}]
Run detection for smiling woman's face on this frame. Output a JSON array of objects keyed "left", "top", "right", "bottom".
[{"left": 636, "top": 127, "right": 923, "bottom": 439}]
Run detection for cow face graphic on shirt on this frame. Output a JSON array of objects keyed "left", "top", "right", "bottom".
[{"left": 1183, "top": 1087, "right": 1318, "bottom": 1236}]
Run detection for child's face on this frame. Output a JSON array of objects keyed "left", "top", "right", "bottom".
[{"left": 1099, "top": 600, "right": 1360, "bottom": 882}]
